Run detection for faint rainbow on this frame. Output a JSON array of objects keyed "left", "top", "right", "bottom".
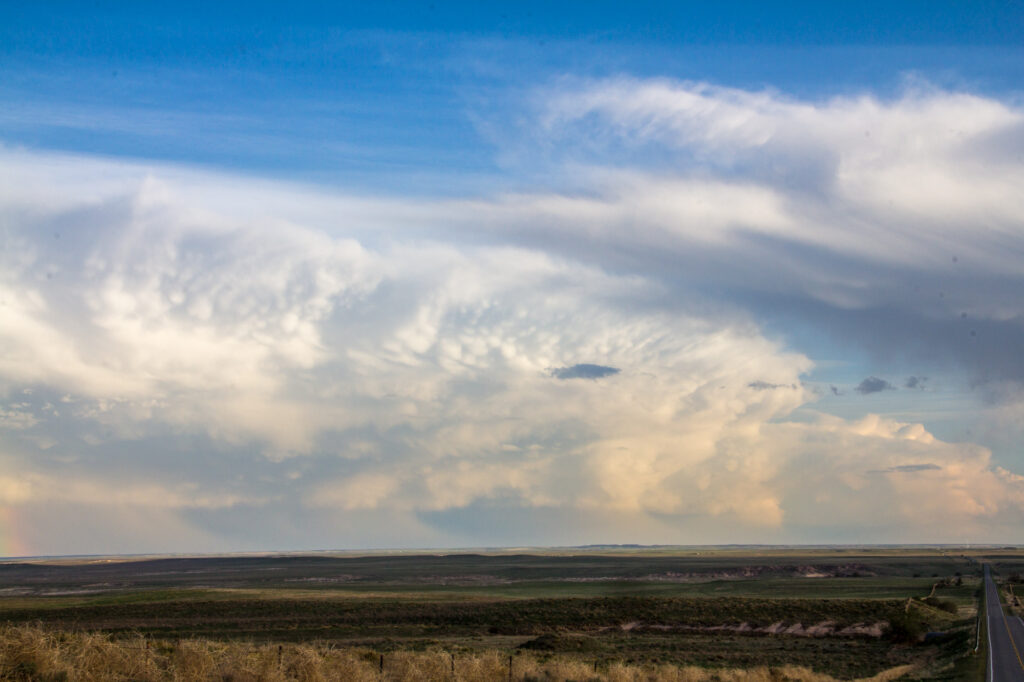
[{"left": 0, "top": 506, "right": 31, "bottom": 558}]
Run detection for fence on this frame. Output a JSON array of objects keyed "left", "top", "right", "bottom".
[{"left": 0, "top": 627, "right": 703, "bottom": 682}]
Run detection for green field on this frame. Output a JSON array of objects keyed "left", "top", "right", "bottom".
[{"left": 0, "top": 546, "right": 1006, "bottom": 679}]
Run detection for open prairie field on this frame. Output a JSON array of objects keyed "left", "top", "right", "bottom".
[{"left": 0, "top": 547, "right": 1009, "bottom": 680}]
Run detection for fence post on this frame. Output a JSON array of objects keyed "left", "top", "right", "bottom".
[
  {"left": 380, "top": 653, "right": 384, "bottom": 674},
  {"left": 278, "top": 644, "right": 283, "bottom": 667},
  {"left": 508, "top": 654, "right": 512, "bottom": 682}
]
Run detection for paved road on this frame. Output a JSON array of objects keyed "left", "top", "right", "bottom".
[{"left": 985, "top": 564, "right": 1024, "bottom": 681}]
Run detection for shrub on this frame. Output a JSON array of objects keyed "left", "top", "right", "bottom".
[
  {"left": 921, "top": 597, "right": 958, "bottom": 614},
  {"left": 886, "top": 611, "right": 928, "bottom": 643}
]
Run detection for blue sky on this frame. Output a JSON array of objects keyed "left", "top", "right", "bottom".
[
  {"left": 3, "top": 2, "right": 1021, "bottom": 190},
  {"left": 1, "top": 2, "right": 1023, "bottom": 555}
]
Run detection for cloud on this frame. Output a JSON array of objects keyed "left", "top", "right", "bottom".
[
  {"left": 482, "top": 79, "right": 1024, "bottom": 400},
  {"left": 748, "top": 380, "right": 797, "bottom": 391},
  {"left": 868, "top": 463, "right": 942, "bottom": 474},
  {"left": 0, "top": 471, "right": 257, "bottom": 509},
  {"left": 769, "top": 414, "right": 1024, "bottom": 537},
  {"left": 0, "top": 407, "right": 38, "bottom": 430},
  {"left": 550, "top": 364, "right": 621, "bottom": 380},
  {"left": 0, "top": 150, "right": 818, "bottom": 534},
  {"left": 830, "top": 385, "right": 842, "bottom": 396},
  {"left": 2, "top": 73, "right": 1024, "bottom": 549},
  {"left": 905, "top": 376, "right": 928, "bottom": 389},
  {"left": 856, "top": 377, "right": 895, "bottom": 394}
]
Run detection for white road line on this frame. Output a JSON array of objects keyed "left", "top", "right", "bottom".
[{"left": 988, "top": 571, "right": 995, "bottom": 682}]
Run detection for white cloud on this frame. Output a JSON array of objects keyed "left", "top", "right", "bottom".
[
  {"left": 0, "top": 406, "right": 38, "bottom": 430},
  {"left": 767, "top": 414, "right": 1024, "bottom": 538},
  {"left": 1, "top": 75, "right": 1024, "bottom": 550},
  {"left": 506, "top": 80, "right": 1024, "bottom": 280}
]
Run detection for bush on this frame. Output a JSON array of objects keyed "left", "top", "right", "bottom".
[
  {"left": 519, "top": 633, "right": 600, "bottom": 653},
  {"left": 921, "top": 597, "right": 959, "bottom": 614},
  {"left": 886, "top": 612, "right": 928, "bottom": 643}
]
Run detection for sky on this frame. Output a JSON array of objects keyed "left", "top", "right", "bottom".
[{"left": 1, "top": 2, "right": 1023, "bottom": 556}]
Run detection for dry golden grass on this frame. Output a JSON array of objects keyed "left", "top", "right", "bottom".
[{"left": 0, "top": 624, "right": 913, "bottom": 681}]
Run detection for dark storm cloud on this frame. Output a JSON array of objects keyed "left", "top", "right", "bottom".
[
  {"left": 550, "top": 364, "right": 621, "bottom": 380},
  {"left": 868, "top": 463, "right": 942, "bottom": 474},
  {"left": 855, "top": 377, "right": 894, "bottom": 395},
  {"left": 748, "top": 380, "right": 782, "bottom": 390},
  {"left": 749, "top": 381, "right": 797, "bottom": 390}
]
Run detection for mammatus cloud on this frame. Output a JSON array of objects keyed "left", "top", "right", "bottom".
[
  {"left": 0, "top": 152, "right": 817, "bottom": 547},
  {"left": 550, "top": 364, "right": 621, "bottom": 380},
  {"left": 856, "top": 377, "right": 895, "bottom": 395},
  {"left": 1, "top": 75, "right": 1024, "bottom": 552}
]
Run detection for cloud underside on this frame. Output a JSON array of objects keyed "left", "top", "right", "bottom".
[
  {"left": 1, "top": 77, "right": 1024, "bottom": 552},
  {"left": 856, "top": 377, "right": 894, "bottom": 394},
  {"left": 550, "top": 364, "right": 621, "bottom": 380}
]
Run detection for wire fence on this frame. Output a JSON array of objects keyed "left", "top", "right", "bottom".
[{"left": 0, "top": 632, "right": 592, "bottom": 682}]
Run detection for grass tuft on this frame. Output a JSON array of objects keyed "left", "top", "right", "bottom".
[{"left": 0, "top": 624, "right": 923, "bottom": 681}]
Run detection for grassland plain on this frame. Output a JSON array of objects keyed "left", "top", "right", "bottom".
[{"left": 0, "top": 547, "right": 1005, "bottom": 680}]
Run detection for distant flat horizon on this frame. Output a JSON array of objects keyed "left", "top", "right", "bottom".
[{"left": 2, "top": 543, "right": 1016, "bottom": 563}]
